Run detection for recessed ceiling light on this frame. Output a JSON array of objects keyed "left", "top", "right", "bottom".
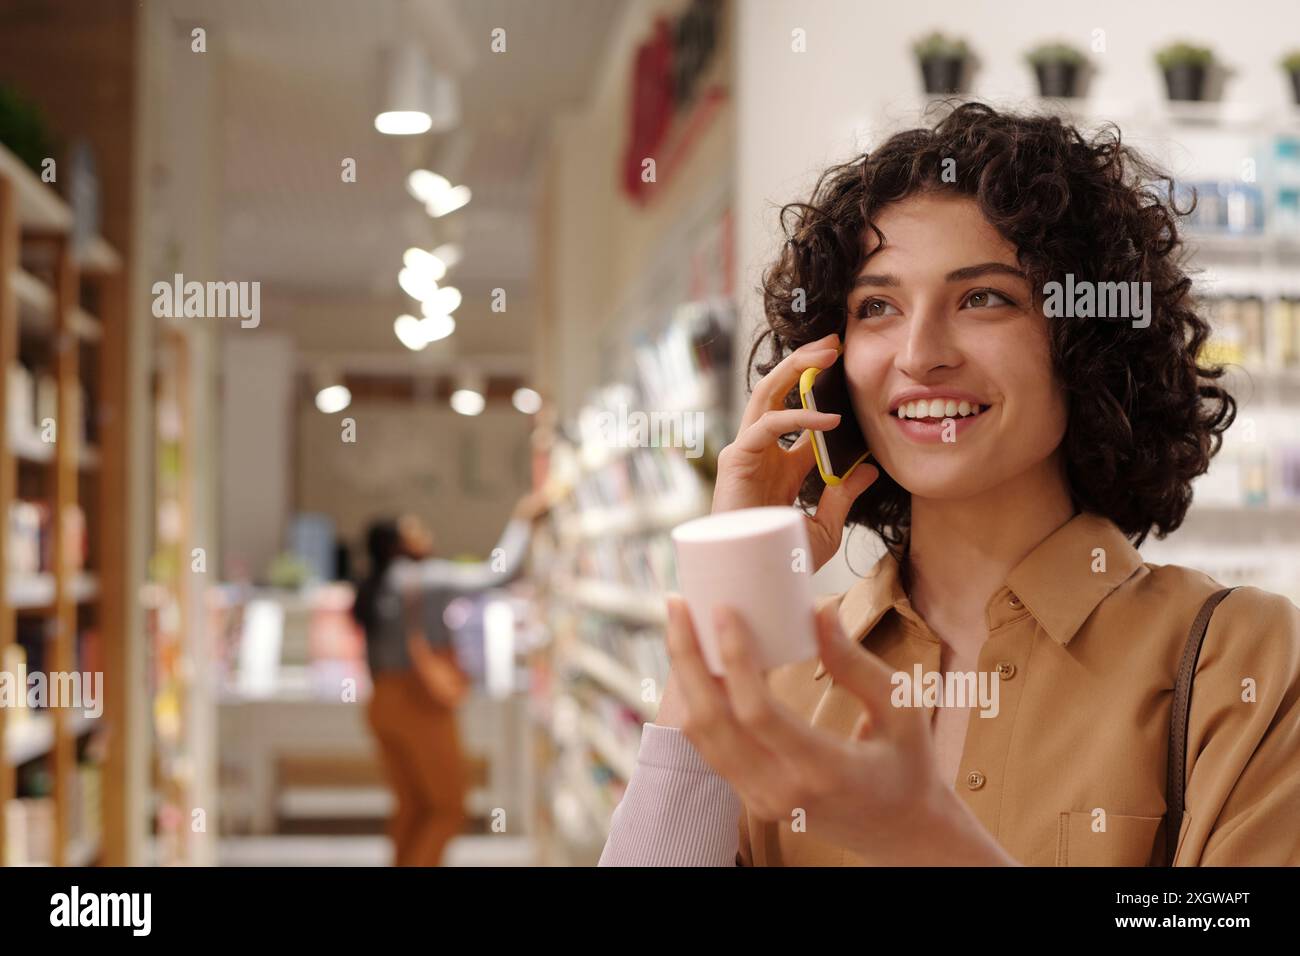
[
  {"left": 450, "top": 388, "right": 485, "bottom": 416},
  {"left": 375, "top": 110, "right": 432, "bottom": 135},
  {"left": 512, "top": 387, "right": 542, "bottom": 415},
  {"left": 315, "top": 385, "right": 352, "bottom": 414}
]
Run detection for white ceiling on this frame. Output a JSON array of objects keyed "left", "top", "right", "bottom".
[{"left": 162, "top": 0, "right": 628, "bottom": 354}]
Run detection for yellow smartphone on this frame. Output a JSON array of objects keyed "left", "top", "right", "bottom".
[{"left": 798, "top": 355, "right": 870, "bottom": 486}]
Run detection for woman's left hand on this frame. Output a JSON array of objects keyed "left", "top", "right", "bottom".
[{"left": 664, "top": 595, "right": 1016, "bottom": 865}]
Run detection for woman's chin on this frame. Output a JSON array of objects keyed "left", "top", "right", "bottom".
[{"left": 890, "top": 461, "right": 999, "bottom": 500}]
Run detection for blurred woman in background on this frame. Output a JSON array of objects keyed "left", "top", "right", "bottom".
[{"left": 353, "top": 489, "right": 548, "bottom": 866}]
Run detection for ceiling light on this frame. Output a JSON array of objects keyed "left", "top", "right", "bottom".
[
  {"left": 426, "top": 185, "right": 471, "bottom": 218},
  {"left": 398, "top": 266, "right": 437, "bottom": 302},
  {"left": 394, "top": 313, "right": 429, "bottom": 351},
  {"left": 423, "top": 285, "right": 461, "bottom": 315},
  {"left": 403, "top": 247, "right": 447, "bottom": 282},
  {"left": 450, "top": 389, "right": 485, "bottom": 416},
  {"left": 315, "top": 385, "right": 352, "bottom": 414},
  {"left": 375, "top": 42, "right": 454, "bottom": 136},
  {"left": 430, "top": 243, "right": 462, "bottom": 269},
  {"left": 420, "top": 313, "right": 455, "bottom": 343},
  {"left": 512, "top": 387, "right": 542, "bottom": 414},
  {"left": 406, "top": 169, "right": 450, "bottom": 203},
  {"left": 375, "top": 111, "right": 432, "bottom": 135}
]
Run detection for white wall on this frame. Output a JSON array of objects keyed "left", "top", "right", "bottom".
[
  {"left": 295, "top": 399, "right": 533, "bottom": 557},
  {"left": 219, "top": 333, "right": 294, "bottom": 580},
  {"left": 733, "top": 0, "right": 1300, "bottom": 589}
]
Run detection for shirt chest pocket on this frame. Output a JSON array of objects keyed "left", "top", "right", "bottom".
[{"left": 1056, "top": 811, "right": 1164, "bottom": 866}]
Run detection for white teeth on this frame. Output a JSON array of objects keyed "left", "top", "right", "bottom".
[{"left": 896, "top": 398, "right": 985, "bottom": 420}]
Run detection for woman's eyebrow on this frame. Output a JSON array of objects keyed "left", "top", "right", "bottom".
[
  {"left": 944, "top": 262, "right": 1028, "bottom": 282},
  {"left": 851, "top": 262, "right": 1028, "bottom": 289},
  {"left": 851, "top": 273, "right": 901, "bottom": 289}
]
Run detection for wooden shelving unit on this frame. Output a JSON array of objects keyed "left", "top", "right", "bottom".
[
  {"left": 0, "top": 141, "right": 125, "bottom": 866},
  {"left": 144, "top": 325, "right": 196, "bottom": 865}
]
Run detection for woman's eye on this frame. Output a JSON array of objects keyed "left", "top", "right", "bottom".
[
  {"left": 855, "top": 298, "right": 900, "bottom": 319},
  {"left": 963, "top": 289, "right": 1012, "bottom": 309}
]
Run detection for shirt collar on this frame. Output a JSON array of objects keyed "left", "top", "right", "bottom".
[{"left": 812, "top": 511, "right": 1145, "bottom": 680}]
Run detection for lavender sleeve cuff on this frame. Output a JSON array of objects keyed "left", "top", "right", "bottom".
[{"left": 597, "top": 722, "right": 742, "bottom": 867}]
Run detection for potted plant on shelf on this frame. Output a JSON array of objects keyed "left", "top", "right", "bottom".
[
  {"left": 913, "top": 32, "right": 971, "bottom": 95},
  {"left": 1155, "top": 42, "right": 1214, "bottom": 102},
  {"left": 0, "top": 83, "right": 56, "bottom": 175},
  {"left": 1282, "top": 50, "right": 1300, "bottom": 106},
  {"left": 1025, "top": 42, "right": 1087, "bottom": 98}
]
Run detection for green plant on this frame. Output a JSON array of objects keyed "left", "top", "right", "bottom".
[
  {"left": 1025, "top": 42, "right": 1088, "bottom": 68},
  {"left": 1281, "top": 49, "right": 1300, "bottom": 72},
  {"left": 0, "top": 83, "right": 55, "bottom": 174},
  {"left": 1155, "top": 42, "right": 1214, "bottom": 70},
  {"left": 912, "top": 31, "right": 969, "bottom": 61}
]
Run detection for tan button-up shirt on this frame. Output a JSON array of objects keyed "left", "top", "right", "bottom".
[{"left": 738, "top": 511, "right": 1300, "bottom": 866}]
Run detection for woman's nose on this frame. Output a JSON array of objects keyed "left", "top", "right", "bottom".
[{"left": 895, "top": 305, "right": 961, "bottom": 377}]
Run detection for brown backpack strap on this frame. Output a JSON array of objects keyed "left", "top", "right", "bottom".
[{"left": 1165, "top": 586, "right": 1236, "bottom": 866}]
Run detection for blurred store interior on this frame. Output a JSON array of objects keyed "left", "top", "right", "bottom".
[{"left": 0, "top": 0, "right": 1298, "bottom": 865}]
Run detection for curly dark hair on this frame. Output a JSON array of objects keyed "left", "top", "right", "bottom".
[{"left": 750, "top": 101, "right": 1236, "bottom": 563}]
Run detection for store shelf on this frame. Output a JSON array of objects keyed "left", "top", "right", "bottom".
[
  {"left": 1, "top": 712, "right": 100, "bottom": 768},
  {"left": 557, "top": 576, "right": 668, "bottom": 625},
  {"left": 1186, "top": 232, "right": 1300, "bottom": 265},
  {"left": 557, "top": 490, "right": 706, "bottom": 541},
  {"left": 0, "top": 147, "right": 71, "bottom": 232},
  {"left": 9, "top": 431, "right": 54, "bottom": 464},
  {"left": 80, "top": 236, "right": 121, "bottom": 274},
  {"left": 0, "top": 148, "right": 118, "bottom": 273},
  {"left": 11, "top": 267, "right": 107, "bottom": 340},
  {"left": 7, "top": 574, "right": 54, "bottom": 608},
  {"left": 566, "top": 642, "right": 658, "bottom": 720},
  {"left": 7, "top": 573, "right": 100, "bottom": 609},
  {"left": 1, "top": 123, "right": 124, "bottom": 870},
  {"left": 3, "top": 715, "right": 53, "bottom": 765}
]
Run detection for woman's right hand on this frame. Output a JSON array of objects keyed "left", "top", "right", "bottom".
[
  {"left": 711, "top": 331, "right": 879, "bottom": 575},
  {"left": 656, "top": 334, "right": 879, "bottom": 730}
]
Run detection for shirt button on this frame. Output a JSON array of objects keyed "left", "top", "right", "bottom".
[
  {"left": 996, "top": 661, "right": 1016, "bottom": 680},
  {"left": 966, "top": 771, "right": 986, "bottom": 790},
  {"left": 1007, "top": 593, "right": 1022, "bottom": 609}
]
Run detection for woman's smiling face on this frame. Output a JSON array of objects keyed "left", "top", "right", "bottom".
[{"left": 843, "top": 191, "right": 1069, "bottom": 498}]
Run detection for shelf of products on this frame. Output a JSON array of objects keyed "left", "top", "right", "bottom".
[
  {"left": 525, "top": 279, "right": 736, "bottom": 861},
  {"left": 1097, "top": 124, "right": 1300, "bottom": 605},
  {"left": 0, "top": 138, "right": 123, "bottom": 867},
  {"left": 144, "top": 328, "right": 195, "bottom": 866}
]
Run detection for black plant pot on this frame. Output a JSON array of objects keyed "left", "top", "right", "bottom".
[
  {"left": 1290, "top": 69, "right": 1300, "bottom": 106},
  {"left": 1034, "top": 62, "right": 1079, "bottom": 98},
  {"left": 919, "top": 56, "right": 965, "bottom": 95},
  {"left": 1163, "top": 64, "right": 1207, "bottom": 102}
]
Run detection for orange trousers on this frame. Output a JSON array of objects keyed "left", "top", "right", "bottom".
[{"left": 367, "top": 671, "right": 467, "bottom": 866}]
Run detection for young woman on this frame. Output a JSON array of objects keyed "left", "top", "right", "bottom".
[
  {"left": 353, "top": 492, "right": 546, "bottom": 865},
  {"left": 599, "top": 102, "right": 1300, "bottom": 867}
]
